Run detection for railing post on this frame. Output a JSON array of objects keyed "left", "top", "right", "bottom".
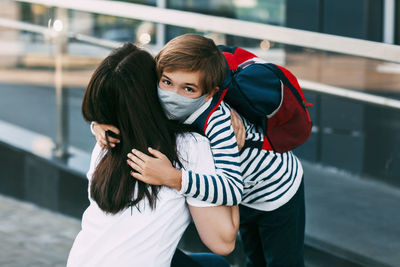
[
  {"left": 383, "top": 0, "right": 395, "bottom": 44},
  {"left": 156, "top": 0, "right": 166, "bottom": 48},
  {"left": 53, "top": 8, "right": 69, "bottom": 158}
]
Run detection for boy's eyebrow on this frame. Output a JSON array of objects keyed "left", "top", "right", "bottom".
[
  {"left": 162, "top": 74, "right": 199, "bottom": 88},
  {"left": 184, "top": 83, "right": 199, "bottom": 88},
  {"left": 161, "top": 74, "right": 172, "bottom": 80}
]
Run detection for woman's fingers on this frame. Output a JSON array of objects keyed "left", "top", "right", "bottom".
[
  {"left": 231, "top": 109, "right": 241, "bottom": 124},
  {"left": 231, "top": 109, "right": 245, "bottom": 150},
  {"left": 231, "top": 110, "right": 240, "bottom": 130}
]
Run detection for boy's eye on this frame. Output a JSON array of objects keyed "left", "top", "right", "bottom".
[
  {"left": 184, "top": 87, "right": 195, "bottom": 93},
  {"left": 162, "top": 80, "right": 171, "bottom": 86}
]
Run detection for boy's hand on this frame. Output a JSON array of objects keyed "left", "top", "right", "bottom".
[
  {"left": 92, "top": 122, "right": 120, "bottom": 149},
  {"left": 231, "top": 110, "right": 245, "bottom": 151},
  {"left": 127, "top": 147, "right": 182, "bottom": 190}
]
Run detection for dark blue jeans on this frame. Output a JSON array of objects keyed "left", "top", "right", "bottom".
[
  {"left": 239, "top": 179, "right": 305, "bottom": 267},
  {"left": 171, "top": 249, "right": 230, "bottom": 267}
]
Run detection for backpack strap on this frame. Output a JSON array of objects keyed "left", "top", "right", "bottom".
[
  {"left": 192, "top": 88, "right": 228, "bottom": 133},
  {"left": 218, "top": 45, "right": 237, "bottom": 54}
]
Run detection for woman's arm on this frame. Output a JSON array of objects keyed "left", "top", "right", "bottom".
[
  {"left": 188, "top": 204, "right": 239, "bottom": 256},
  {"left": 128, "top": 133, "right": 241, "bottom": 254},
  {"left": 182, "top": 133, "right": 239, "bottom": 256}
]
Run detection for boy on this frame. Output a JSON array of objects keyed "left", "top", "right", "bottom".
[{"left": 94, "top": 34, "right": 305, "bottom": 266}]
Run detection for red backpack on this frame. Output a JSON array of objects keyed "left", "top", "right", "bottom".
[{"left": 215, "top": 46, "right": 313, "bottom": 153}]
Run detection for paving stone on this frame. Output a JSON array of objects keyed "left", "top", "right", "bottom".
[{"left": 0, "top": 194, "right": 81, "bottom": 267}]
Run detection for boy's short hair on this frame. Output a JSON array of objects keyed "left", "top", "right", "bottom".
[{"left": 155, "top": 34, "right": 226, "bottom": 94}]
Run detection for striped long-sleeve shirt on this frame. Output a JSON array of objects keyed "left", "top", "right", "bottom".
[
  {"left": 179, "top": 96, "right": 303, "bottom": 211},
  {"left": 179, "top": 100, "right": 244, "bottom": 205},
  {"left": 239, "top": 113, "right": 303, "bottom": 211}
]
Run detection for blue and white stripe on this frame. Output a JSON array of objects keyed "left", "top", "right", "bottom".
[
  {"left": 180, "top": 101, "right": 303, "bottom": 211},
  {"left": 239, "top": 113, "right": 303, "bottom": 211},
  {"left": 180, "top": 101, "right": 243, "bottom": 205}
]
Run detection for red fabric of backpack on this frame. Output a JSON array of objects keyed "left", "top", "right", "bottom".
[{"left": 219, "top": 46, "right": 313, "bottom": 153}]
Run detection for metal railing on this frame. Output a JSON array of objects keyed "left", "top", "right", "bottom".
[
  {"left": 15, "top": 0, "right": 400, "bottom": 63},
  {"left": 1, "top": 0, "right": 400, "bottom": 157}
]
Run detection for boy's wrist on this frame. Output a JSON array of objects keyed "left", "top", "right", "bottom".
[
  {"left": 166, "top": 169, "right": 182, "bottom": 191},
  {"left": 90, "top": 121, "right": 96, "bottom": 135}
]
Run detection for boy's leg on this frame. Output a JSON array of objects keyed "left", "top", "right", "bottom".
[
  {"left": 171, "top": 249, "right": 202, "bottom": 267},
  {"left": 171, "top": 249, "right": 230, "bottom": 267},
  {"left": 188, "top": 253, "right": 230, "bottom": 267},
  {"left": 258, "top": 179, "right": 305, "bottom": 267},
  {"left": 239, "top": 204, "right": 266, "bottom": 267}
]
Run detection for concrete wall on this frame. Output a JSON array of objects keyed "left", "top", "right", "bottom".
[{"left": 0, "top": 140, "right": 89, "bottom": 218}]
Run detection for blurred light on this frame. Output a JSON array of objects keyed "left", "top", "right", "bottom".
[
  {"left": 233, "top": 0, "right": 257, "bottom": 8},
  {"left": 376, "top": 63, "right": 400, "bottom": 74},
  {"left": 137, "top": 22, "right": 154, "bottom": 45},
  {"left": 32, "top": 136, "right": 54, "bottom": 158},
  {"left": 53, "top": 19, "right": 63, "bottom": 32},
  {"left": 139, "top": 33, "right": 151, "bottom": 45},
  {"left": 260, "top": 40, "right": 270, "bottom": 50}
]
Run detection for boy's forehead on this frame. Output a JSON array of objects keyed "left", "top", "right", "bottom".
[{"left": 162, "top": 70, "right": 202, "bottom": 85}]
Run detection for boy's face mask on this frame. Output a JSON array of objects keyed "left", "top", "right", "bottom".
[{"left": 157, "top": 86, "right": 207, "bottom": 122}]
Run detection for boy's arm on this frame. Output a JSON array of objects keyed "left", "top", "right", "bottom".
[
  {"left": 180, "top": 103, "right": 243, "bottom": 205},
  {"left": 91, "top": 122, "right": 120, "bottom": 149},
  {"left": 127, "top": 104, "right": 244, "bottom": 206}
]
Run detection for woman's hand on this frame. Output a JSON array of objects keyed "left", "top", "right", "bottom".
[
  {"left": 231, "top": 110, "right": 245, "bottom": 151},
  {"left": 127, "top": 148, "right": 182, "bottom": 190},
  {"left": 92, "top": 122, "right": 120, "bottom": 149}
]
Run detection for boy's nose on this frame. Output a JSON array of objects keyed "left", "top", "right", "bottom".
[
  {"left": 170, "top": 86, "right": 180, "bottom": 94},
  {"left": 160, "top": 85, "right": 179, "bottom": 94}
]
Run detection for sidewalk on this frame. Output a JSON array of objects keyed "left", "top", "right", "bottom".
[
  {"left": 1, "top": 160, "right": 400, "bottom": 267},
  {"left": 0, "top": 194, "right": 80, "bottom": 267},
  {"left": 303, "top": 161, "right": 400, "bottom": 267}
]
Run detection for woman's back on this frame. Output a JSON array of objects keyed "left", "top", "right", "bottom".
[{"left": 67, "top": 133, "right": 216, "bottom": 267}]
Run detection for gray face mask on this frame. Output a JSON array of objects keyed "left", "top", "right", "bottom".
[{"left": 157, "top": 86, "right": 207, "bottom": 122}]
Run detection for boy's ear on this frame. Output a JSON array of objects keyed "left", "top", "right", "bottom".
[{"left": 206, "top": 86, "right": 219, "bottom": 101}]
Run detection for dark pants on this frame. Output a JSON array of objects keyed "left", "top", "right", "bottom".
[
  {"left": 239, "top": 179, "right": 305, "bottom": 267},
  {"left": 171, "top": 249, "right": 230, "bottom": 267}
]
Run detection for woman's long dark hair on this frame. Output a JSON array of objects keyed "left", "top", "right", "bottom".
[{"left": 82, "top": 43, "right": 182, "bottom": 214}]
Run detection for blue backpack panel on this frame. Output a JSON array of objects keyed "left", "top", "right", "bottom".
[{"left": 194, "top": 46, "right": 313, "bottom": 153}]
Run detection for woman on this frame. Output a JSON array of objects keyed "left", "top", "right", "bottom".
[{"left": 67, "top": 43, "right": 239, "bottom": 267}]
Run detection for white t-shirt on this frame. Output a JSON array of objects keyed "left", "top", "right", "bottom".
[{"left": 67, "top": 133, "right": 216, "bottom": 267}]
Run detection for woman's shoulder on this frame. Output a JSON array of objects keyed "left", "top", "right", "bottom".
[
  {"left": 176, "top": 132, "right": 209, "bottom": 147},
  {"left": 176, "top": 132, "right": 211, "bottom": 161},
  {"left": 175, "top": 132, "right": 215, "bottom": 176}
]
